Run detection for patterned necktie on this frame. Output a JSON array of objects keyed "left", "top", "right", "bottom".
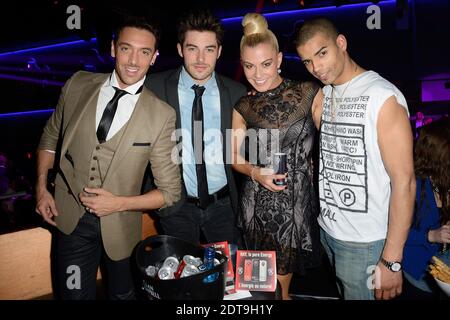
[{"left": 191, "top": 84, "right": 210, "bottom": 208}]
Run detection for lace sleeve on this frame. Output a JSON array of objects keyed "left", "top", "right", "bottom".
[
  {"left": 298, "top": 81, "right": 321, "bottom": 113},
  {"left": 234, "top": 95, "right": 251, "bottom": 118},
  {"left": 303, "top": 81, "right": 320, "bottom": 100}
]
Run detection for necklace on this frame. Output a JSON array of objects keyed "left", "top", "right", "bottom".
[{"left": 330, "top": 64, "right": 358, "bottom": 121}]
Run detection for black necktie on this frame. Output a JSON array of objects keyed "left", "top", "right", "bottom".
[
  {"left": 191, "top": 84, "right": 210, "bottom": 208},
  {"left": 96, "top": 86, "right": 142, "bottom": 143}
]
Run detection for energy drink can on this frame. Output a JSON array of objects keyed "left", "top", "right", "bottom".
[
  {"left": 252, "top": 259, "right": 260, "bottom": 282},
  {"left": 183, "top": 255, "right": 202, "bottom": 267},
  {"left": 180, "top": 264, "right": 200, "bottom": 278},
  {"left": 259, "top": 260, "right": 267, "bottom": 282},
  {"left": 244, "top": 259, "right": 253, "bottom": 281},
  {"left": 157, "top": 266, "right": 174, "bottom": 280},
  {"left": 273, "top": 152, "right": 287, "bottom": 186},
  {"left": 145, "top": 265, "right": 158, "bottom": 278},
  {"left": 163, "top": 256, "right": 179, "bottom": 272},
  {"left": 174, "top": 259, "right": 187, "bottom": 279}
]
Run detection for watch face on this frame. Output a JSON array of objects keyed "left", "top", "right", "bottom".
[{"left": 391, "top": 262, "right": 402, "bottom": 272}]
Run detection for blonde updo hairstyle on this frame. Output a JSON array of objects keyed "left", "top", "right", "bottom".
[{"left": 240, "top": 13, "right": 279, "bottom": 52}]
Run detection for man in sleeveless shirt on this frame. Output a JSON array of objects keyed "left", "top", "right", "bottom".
[{"left": 295, "top": 18, "right": 415, "bottom": 300}]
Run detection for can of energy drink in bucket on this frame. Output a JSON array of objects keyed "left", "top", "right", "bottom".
[
  {"left": 273, "top": 152, "right": 287, "bottom": 186},
  {"left": 180, "top": 264, "right": 200, "bottom": 278},
  {"left": 183, "top": 255, "right": 202, "bottom": 267},
  {"left": 162, "top": 256, "right": 179, "bottom": 272},
  {"left": 145, "top": 265, "right": 158, "bottom": 278},
  {"left": 158, "top": 266, "right": 174, "bottom": 280}
]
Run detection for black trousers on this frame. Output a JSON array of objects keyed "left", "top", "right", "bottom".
[
  {"left": 55, "top": 212, "right": 135, "bottom": 300},
  {"left": 159, "top": 196, "right": 237, "bottom": 245}
]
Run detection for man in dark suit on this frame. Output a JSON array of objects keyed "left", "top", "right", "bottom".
[
  {"left": 35, "top": 17, "right": 181, "bottom": 299},
  {"left": 145, "top": 10, "right": 246, "bottom": 246}
]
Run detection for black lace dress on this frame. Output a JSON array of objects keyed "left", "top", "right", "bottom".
[{"left": 234, "top": 79, "right": 322, "bottom": 275}]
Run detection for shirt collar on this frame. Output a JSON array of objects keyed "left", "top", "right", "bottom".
[
  {"left": 109, "top": 71, "right": 146, "bottom": 94},
  {"left": 179, "top": 66, "right": 217, "bottom": 93}
]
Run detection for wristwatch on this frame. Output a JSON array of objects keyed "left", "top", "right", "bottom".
[{"left": 380, "top": 257, "right": 402, "bottom": 272}]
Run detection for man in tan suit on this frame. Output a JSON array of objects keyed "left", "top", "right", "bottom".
[{"left": 35, "top": 17, "right": 181, "bottom": 299}]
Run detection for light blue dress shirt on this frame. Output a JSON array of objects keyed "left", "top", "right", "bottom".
[{"left": 178, "top": 67, "right": 227, "bottom": 197}]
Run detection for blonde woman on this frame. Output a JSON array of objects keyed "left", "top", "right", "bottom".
[{"left": 232, "top": 13, "right": 323, "bottom": 300}]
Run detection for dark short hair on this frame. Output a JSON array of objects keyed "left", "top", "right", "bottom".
[
  {"left": 114, "top": 16, "right": 160, "bottom": 50},
  {"left": 294, "top": 17, "right": 339, "bottom": 48},
  {"left": 415, "top": 118, "right": 450, "bottom": 224},
  {"left": 177, "top": 9, "right": 224, "bottom": 46}
]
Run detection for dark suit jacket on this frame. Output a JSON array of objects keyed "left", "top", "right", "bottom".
[{"left": 144, "top": 66, "right": 247, "bottom": 216}]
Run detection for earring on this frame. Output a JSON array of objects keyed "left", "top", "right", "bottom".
[{"left": 277, "top": 68, "right": 281, "bottom": 74}]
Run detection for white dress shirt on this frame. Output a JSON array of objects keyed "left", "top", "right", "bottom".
[{"left": 95, "top": 71, "right": 145, "bottom": 141}]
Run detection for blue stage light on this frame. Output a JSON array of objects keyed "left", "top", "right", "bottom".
[
  {"left": 0, "top": 109, "right": 54, "bottom": 118},
  {"left": 221, "top": 0, "right": 396, "bottom": 24},
  {"left": 0, "top": 38, "right": 97, "bottom": 58}
]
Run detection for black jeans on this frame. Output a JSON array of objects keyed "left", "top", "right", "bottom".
[
  {"left": 160, "top": 196, "right": 236, "bottom": 245},
  {"left": 55, "top": 212, "right": 135, "bottom": 300}
]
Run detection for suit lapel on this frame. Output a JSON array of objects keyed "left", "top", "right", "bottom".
[
  {"left": 216, "top": 74, "right": 232, "bottom": 162},
  {"left": 165, "top": 68, "right": 182, "bottom": 129},
  {"left": 59, "top": 74, "right": 107, "bottom": 195},
  {"left": 60, "top": 74, "right": 107, "bottom": 162},
  {"left": 102, "top": 88, "right": 150, "bottom": 188},
  {"left": 164, "top": 68, "right": 184, "bottom": 163},
  {"left": 217, "top": 75, "right": 232, "bottom": 133}
]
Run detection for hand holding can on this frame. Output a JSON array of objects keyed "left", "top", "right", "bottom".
[{"left": 273, "top": 153, "right": 287, "bottom": 186}]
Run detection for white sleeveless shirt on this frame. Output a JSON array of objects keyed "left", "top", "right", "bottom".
[{"left": 318, "top": 71, "right": 409, "bottom": 242}]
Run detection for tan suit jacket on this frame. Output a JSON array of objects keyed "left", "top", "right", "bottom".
[{"left": 38, "top": 71, "right": 181, "bottom": 260}]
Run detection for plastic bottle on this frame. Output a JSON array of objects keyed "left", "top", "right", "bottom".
[{"left": 202, "top": 246, "right": 218, "bottom": 283}]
